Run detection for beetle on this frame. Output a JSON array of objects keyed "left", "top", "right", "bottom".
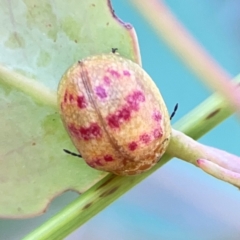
[{"left": 58, "top": 52, "right": 171, "bottom": 175}]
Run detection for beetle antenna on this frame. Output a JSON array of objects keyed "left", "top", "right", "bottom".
[
  {"left": 63, "top": 149, "right": 82, "bottom": 158},
  {"left": 170, "top": 103, "right": 178, "bottom": 120}
]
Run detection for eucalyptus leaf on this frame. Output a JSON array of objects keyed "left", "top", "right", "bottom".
[{"left": 0, "top": 0, "right": 140, "bottom": 218}]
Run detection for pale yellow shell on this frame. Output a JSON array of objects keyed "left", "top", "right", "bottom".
[{"left": 58, "top": 53, "right": 171, "bottom": 175}]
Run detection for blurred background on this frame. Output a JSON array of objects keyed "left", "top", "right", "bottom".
[{"left": 1, "top": 0, "right": 240, "bottom": 239}]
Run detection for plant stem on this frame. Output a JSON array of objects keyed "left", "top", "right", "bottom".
[
  {"left": 0, "top": 64, "right": 57, "bottom": 108},
  {"left": 23, "top": 75, "right": 240, "bottom": 240}
]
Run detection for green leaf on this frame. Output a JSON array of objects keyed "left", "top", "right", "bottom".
[{"left": 0, "top": 0, "right": 140, "bottom": 218}]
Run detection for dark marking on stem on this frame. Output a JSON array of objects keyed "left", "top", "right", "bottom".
[
  {"left": 205, "top": 108, "right": 221, "bottom": 119},
  {"left": 99, "top": 186, "right": 119, "bottom": 198},
  {"left": 82, "top": 202, "right": 93, "bottom": 210},
  {"left": 107, "top": 186, "right": 119, "bottom": 195},
  {"left": 96, "top": 175, "right": 116, "bottom": 190}
]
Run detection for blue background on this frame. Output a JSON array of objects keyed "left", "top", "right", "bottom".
[
  {"left": 68, "top": 1, "right": 240, "bottom": 239},
  {"left": 1, "top": 1, "right": 240, "bottom": 239}
]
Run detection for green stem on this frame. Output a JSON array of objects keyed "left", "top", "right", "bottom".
[
  {"left": 167, "top": 76, "right": 240, "bottom": 163},
  {"left": 0, "top": 64, "right": 57, "bottom": 108},
  {"left": 23, "top": 76, "right": 240, "bottom": 240}
]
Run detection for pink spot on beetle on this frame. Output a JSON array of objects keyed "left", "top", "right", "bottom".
[
  {"left": 88, "top": 158, "right": 103, "bottom": 167},
  {"left": 95, "top": 85, "right": 107, "bottom": 99},
  {"left": 108, "top": 69, "right": 120, "bottom": 78},
  {"left": 107, "top": 114, "right": 121, "bottom": 128},
  {"left": 79, "top": 123, "right": 102, "bottom": 140},
  {"left": 87, "top": 161, "right": 95, "bottom": 167},
  {"left": 126, "top": 90, "right": 145, "bottom": 111},
  {"left": 64, "top": 91, "right": 68, "bottom": 103},
  {"left": 106, "top": 91, "right": 145, "bottom": 129},
  {"left": 68, "top": 123, "right": 102, "bottom": 140},
  {"left": 77, "top": 95, "right": 87, "bottom": 109},
  {"left": 69, "top": 94, "right": 74, "bottom": 102},
  {"left": 63, "top": 91, "right": 75, "bottom": 103},
  {"left": 153, "top": 110, "right": 162, "bottom": 121},
  {"left": 107, "top": 106, "right": 131, "bottom": 129},
  {"left": 128, "top": 141, "right": 138, "bottom": 151},
  {"left": 68, "top": 124, "right": 80, "bottom": 137},
  {"left": 123, "top": 70, "right": 131, "bottom": 76},
  {"left": 106, "top": 91, "right": 146, "bottom": 129},
  {"left": 94, "top": 158, "right": 103, "bottom": 166},
  {"left": 118, "top": 107, "right": 131, "bottom": 121},
  {"left": 153, "top": 128, "right": 163, "bottom": 139},
  {"left": 140, "top": 133, "right": 151, "bottom": 144},
  {"left": 104, "top": 155, "right": 114, "bottom": 162},
  {"left": 103, "top": 76, "right": 111, "bottom": 85}
]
